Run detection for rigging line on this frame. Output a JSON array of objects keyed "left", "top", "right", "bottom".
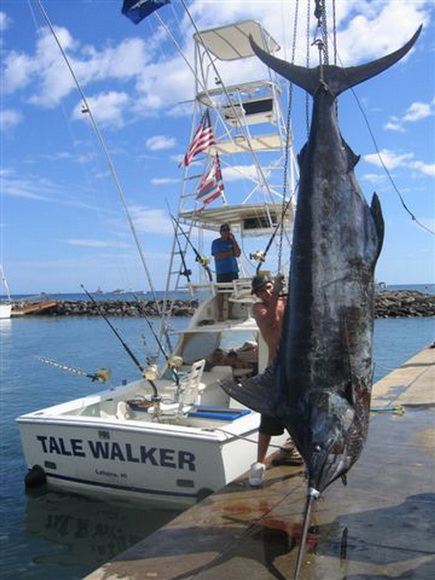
[
  {"left": 350, "top": 87, "right": 434, "bottom": 236},
  {"left": 153, "top": 11, "right": 207, "bottom": 94},
  {"left": 256, "top": 182, "right": 300, "bottom": 275},
  {"left": 278, "top": 0, "right": 300, "bottom": 273},
  {"left": 179, "top": 0, "right": 279, "bottom": 205},
  {"left": 37, "top": 1, "right": 164, "bottom": 314}
]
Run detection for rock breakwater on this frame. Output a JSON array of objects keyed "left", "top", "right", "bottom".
[{"left": 12, "top": 290, "right": 435, "bottom": 318}]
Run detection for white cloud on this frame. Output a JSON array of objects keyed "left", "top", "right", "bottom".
[
  {"left": 385, "top": 99, "right": 435, "bottom": 132},
  {"left": 0, "top": 168, "right": 57, "bottom": 201},
  {"left": 0, "top": 108, "right": 22, "bottom": 131},
  {"left": 364, "top": 149, "right": 435, "bottom": 176},
  {"left": 146, "top": 135, "right": 177, "bottom": 151},
  {"left": 65, "top": 238, "right": 129, "bottom": 249},
  {"left": 332, "top": 0, "right": 429, "bottom": 66},
  {"left": 408, "top": 161, "right": 435, "bottom": 177},
  {"left": 72, "top": 91, "right": 130, "bottom": 128},
  {"left": 364, "top": 149, "right": 413, "bottom": 170},
  {"left": 2, "top": 1, "right": 433, "bottom": 125},
  {"left": 151, "top": 177, "right": 180, "bottom": 185},
  {"left": 362, "top": 173, "right": 389, "bottom": 184},
  {"left": 222, "top": 164, "right": 259, "bottom": 182},
  {"left": 0, "top": 11, "right": 10, "bottom": 32},
  {"left": 130, "top": 207, "right": 172, "bottom": 235}
]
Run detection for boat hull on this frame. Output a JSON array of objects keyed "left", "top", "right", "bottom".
[
  {"left": 17, "top": 385, "right": 281, "bottom": 505},
  {"left": 0, "top": 303, "right": 11, "bottom": 319}
]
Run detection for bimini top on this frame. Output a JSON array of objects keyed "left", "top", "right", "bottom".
[
  {"left": 179, "top": 202, "right": 294, "bottom": 236},
  {"left": 193, "top": 20, "right": 280, "bottom": 61}
]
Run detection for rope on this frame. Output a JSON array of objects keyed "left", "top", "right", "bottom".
[{"left": 350, "top": 87, "right": 435, "bottom": 236}]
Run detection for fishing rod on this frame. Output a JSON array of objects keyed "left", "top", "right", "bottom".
[
  {"left": 81, "top": 285, "right": 159, "bottom": 398},
  {"left": 132, "top": 293, "right": 181, "bottom": 386},
  {"left": 37, "top": 357, "right": 111, "bottom": 383},
  {"left": 253, "top": 193, "right": 297, "bottom": 275},
  {"left": 170, "top": 214, "right": 213, "bottom": 282},
  {"left": 172, "top": 220, "right": 192, "bottom": 282}
]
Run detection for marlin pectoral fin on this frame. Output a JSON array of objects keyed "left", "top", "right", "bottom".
[
  {"left": 370, "top": 193, "right": 385, "bottom": 260},
  {"left": 219, "top": 369, "right": 276, "bottom": 416}
]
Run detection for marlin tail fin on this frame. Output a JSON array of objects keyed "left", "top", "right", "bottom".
[{"left": 250, "top": 26, "right": 422, "bottom": 97}]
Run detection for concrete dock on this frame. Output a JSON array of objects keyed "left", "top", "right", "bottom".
[{"left": 86, "top": 346, "right": 435, "bottom": 579}]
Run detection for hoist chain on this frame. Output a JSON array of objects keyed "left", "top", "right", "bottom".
[
  {"left": 314, "top": 0, "right": 329, "bottom": 65},
  {"left": 305, "top": 0, "right": 311, "bottom": 136},
  {"left": 278, "top": 0, "right": 300, "bottom": 273}
]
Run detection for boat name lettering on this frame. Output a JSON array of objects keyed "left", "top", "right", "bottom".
[{"left": 35, "top": 435, "right": 196, "bottom": 471}]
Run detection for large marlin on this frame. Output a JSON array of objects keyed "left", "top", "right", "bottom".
[{"left": 221, "top": 25, "right": 422, "bottom": 577}]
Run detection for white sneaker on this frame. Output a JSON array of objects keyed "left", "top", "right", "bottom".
[{"left": 248, "top": 462, "right": 265, "bottom": 487}]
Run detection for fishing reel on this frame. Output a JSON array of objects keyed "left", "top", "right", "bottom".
[
  {"left": 249, "top": 250, "right": 265, "bottom": 263},
  {"left": 168, "top": 355, "right": 183, "bottom": 368},
  {"left": 196, "top": 256, "right": 210, "bottom": 267},
  {"left": 180, "top": 268, "right": 192, "bottom": 278},
  {"left": 142, "top": 364, "right": 158, "bottom": 381},
  {"left": 93, "top": 368, "right": 112, "bottom": 382}
]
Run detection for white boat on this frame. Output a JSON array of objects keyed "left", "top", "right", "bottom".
[
  {"left": 0, "top": 264, "right": 12, "bottom": 319},
  {"left": 17, "top": 20, "right": 298, "bottom": 506}
]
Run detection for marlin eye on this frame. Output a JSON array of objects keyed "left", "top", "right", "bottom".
[{"left": 313, "top": 444, "right": 322, "bottom": 453}]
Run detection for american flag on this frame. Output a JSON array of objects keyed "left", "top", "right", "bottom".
[
  {"left": 182, "top": 110, "right": 215, "bottom": 167},
  {"left": 196, "top": 155, "right": 224, "bottom": 210}
]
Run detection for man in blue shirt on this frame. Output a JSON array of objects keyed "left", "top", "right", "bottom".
[{"left": 211, "top": 223, "right": 241, "bottom": 320}]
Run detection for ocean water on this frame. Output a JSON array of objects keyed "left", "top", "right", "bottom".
[{"left": 0, "top": 294, "right": 434, "bottom": 579}]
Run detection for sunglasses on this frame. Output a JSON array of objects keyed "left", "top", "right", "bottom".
[{"left": 220, "top": 228, "right": 230, "bottom": 232}]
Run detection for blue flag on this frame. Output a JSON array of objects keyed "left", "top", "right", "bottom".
[{"left": 122, "top": 0, "right": 170, "bottom": 24}]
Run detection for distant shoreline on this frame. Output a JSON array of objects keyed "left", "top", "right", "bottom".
[{"left": 10, "top": 290, "right": 435, "bottom": 319}]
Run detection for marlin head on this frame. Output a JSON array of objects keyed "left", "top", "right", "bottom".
[
  {"left": 250, "top": 26, "right": 422, "bottom": 98},
  {"left": 292, "top": 388, "right": 364, "bottom": 495}
]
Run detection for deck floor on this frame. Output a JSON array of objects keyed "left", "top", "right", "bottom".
[{"left": 86, "top": 346, "right": 435, "bottom": 579}]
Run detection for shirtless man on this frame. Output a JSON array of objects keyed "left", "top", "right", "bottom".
[{"left": 249, "top": 274, "right": 302, "bottom": 486}]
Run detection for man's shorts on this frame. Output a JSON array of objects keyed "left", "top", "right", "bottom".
[
  {"left": 216, "top": 272, "right": 239, "bottom": 283},
  {"left": 259, "top": 414, "right": 285, "bottom": 436}
]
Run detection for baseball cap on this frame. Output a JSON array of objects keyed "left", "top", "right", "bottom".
[
  {"left": 220, "top": 223, "right": 230, "bottom": 232},
  {"left": 251, "top": 275, "right": 271, "bottom": 294}
]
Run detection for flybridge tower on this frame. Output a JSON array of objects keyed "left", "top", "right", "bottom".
[{"left": 166, "top": 20, "right": 299, "bottom": 294}]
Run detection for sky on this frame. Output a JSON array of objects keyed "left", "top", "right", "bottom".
[{"left": 1, "top": 0, "right": 434, "bottom": 295}]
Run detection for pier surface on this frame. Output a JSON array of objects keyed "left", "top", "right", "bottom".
[{"left": 86, "top": 346, "right": 435, "bottom": 579}]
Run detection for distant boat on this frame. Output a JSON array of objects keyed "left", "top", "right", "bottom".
[
  {"left": 375, "top": 281, "right": 387, "bottom": 289},
  {"left": 111, "top": 288, "right": 124, "bottom": 294},
  {"left": 94, "top": 287, "right": 104, "bottom": 295},
  {"left": 0, "top": 264, "right": 12, "bottom": 319}
]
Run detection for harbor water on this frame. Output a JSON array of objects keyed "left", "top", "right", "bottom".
[{"left": 1, "top": 287, "right": 434, "bottom": 579}]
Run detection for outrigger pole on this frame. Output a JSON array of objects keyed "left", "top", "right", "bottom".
[{"left": 38, "top": 0, "right": 162, "bottom": 316}]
